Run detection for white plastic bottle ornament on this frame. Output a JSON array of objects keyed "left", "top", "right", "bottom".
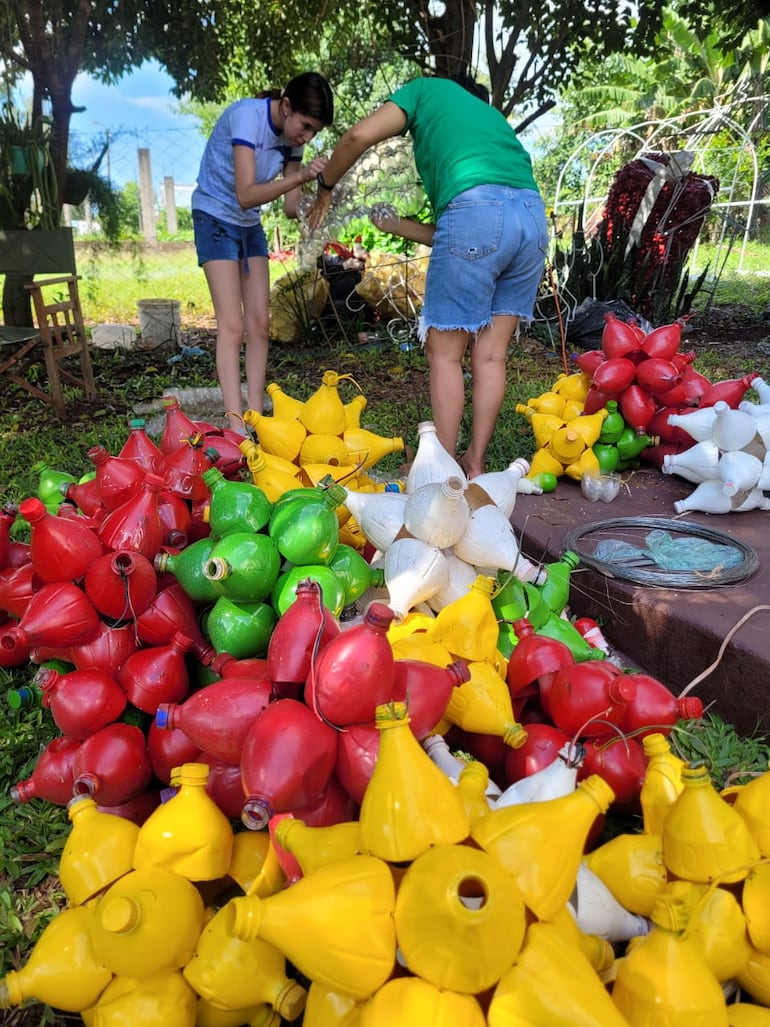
[
  {"left": 662, "top": 440, "right": 720, "bottom": 483},
  {"left": 716, "top": 450, "right": 763, "bottom": 496},
  {"left": 736, "top": 407, "right": 770, "bottom": 451},
  {"left": 667, "top": 406, "right": 718, "bottom": 443},
  {"left": 403, "top": 476, "right": 470, "bottom": 549},
  {"left": 332, "top": 485, "right": 407, "bottom": 552},
  {"left": 453, "top": 504, "right": 546, "bottom": 584},
  {"left": 422, "top": 735, "right": 503, "bottom": 799},
  {"left": 673, "top": 480, "right": 770, "bottom": 514},
  {"left": 406, "top": 422, "right": 467, "bottom": 494},
  {"left": 753, "top": 376, "right": 770, "bottom": 403},
  {"left": 710, "top": 401, "right": 761, "bottom": 452},
  {"left": 383, "top": 537, "right": 449, "bottom": 622},
  {"left": 422, "top": 734, "right": 468, "bottom": 780},
  {"left": 568, "top": 863, "right": 651, "bottom": 943},
  {"left": 738, "top": 399, "right": 770, "bottom": 419},
  {"left": 426, "top": 550, "right": 478, "bottom": 613},
  {"left": 756, "top": 452, "right": 770, "bottom": 491},
  {"left": 468, "top": 458, "right": 531, "bottom": 519},
  {"left": 493, "top": 745, "right": 581, "bottom": 809}
]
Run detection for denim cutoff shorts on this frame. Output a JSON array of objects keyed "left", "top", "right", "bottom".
[
  {"left": 193, "top": 210, "right": 268, "bottom": 267},
  {"left": 418, "top": 184, "right": 548, "bottom": 341}
]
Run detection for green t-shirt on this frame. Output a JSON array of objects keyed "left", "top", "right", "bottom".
[{"left": 389, "top": 78, "right": 539, "bottom": 219}]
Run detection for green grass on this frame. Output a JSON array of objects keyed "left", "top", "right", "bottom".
[
  {"left": 71, "top": 240, "right": 295, "bottom": 325},
  {"left": 5, "top": 237, "right": 769, "bottom": 328},
  {"left": 692, "top": 240, "right": 770, "bottom": 310}
]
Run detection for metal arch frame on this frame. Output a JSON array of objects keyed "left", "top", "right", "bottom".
[{"left": 551, "top": 98, "right": 765, "bottom": 276}]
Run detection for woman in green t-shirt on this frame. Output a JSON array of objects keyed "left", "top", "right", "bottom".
[{"left": 309, "top": 75, "right": 547, "bottom": 478}]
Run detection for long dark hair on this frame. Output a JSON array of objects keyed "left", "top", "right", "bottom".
[{"left": 281, "top": 72, "right": 334, "bottom": 125}]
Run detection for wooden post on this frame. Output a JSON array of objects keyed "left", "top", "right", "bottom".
[
  {"left": 137, "top": 148, "right": 157, "bottom": 244},
  {"left": 164, "top": 176, "right": 178, "bottom": 235}
]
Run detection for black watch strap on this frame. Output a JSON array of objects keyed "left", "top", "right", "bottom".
[{"left": 316, "top": 171, "right": 335, "bottom": 191}]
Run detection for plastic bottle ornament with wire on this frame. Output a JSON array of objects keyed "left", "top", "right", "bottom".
[
  {"left": 267, "top": 578, "right": 341, "bottom": 698},
  {"left": 84, "top": 549, "right": 158, "bottom": 621},
  {"left": 453, "top": 504, "right": 545, "bottom": 584},
  {"left": 370, "top": 202, "right": 398, "bottom": 223},
  {"left": 578, "top": 733, "right": 647, "bottom": 808},
  {"left": 296, "top": 195, "right": 330, "bottom": 272}
]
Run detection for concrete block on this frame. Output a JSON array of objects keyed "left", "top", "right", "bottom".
[{"left": 91, "top": 324, "right": 138, "bottom": 350}]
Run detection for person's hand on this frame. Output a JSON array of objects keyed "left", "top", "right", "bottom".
[
  {"left": 308, "top": 189, "right": 333, "bottom": 231},
  {"left": 301, "top": 156, "right": 328, "bottom": 184},
  {"left": 370, "top": 207, "right": 401, "bottom": 235}
]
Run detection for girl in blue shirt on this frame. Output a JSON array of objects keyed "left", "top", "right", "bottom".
[{"left": 193, "top": 72, "right": 333, "bottom": 431}]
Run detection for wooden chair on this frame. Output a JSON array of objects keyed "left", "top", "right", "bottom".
[{"left": 0, "top": 274, "right": 97, "bottom": 419}]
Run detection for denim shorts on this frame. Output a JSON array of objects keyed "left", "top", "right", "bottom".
[
  {"left": 419, "top": 185, "right": 548, "bottom": 340},
  {"left": 193, "top": 210, "right": 268, "bottom": 266}
]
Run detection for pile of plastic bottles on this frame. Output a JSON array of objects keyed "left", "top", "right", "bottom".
[
  {"left": 517, "top": 313, "right": 770, "bottom": 514},
  {"left": 6, "top": 706, "right": 770, "bottom": 1023},
  {"left": 5, "top": 375, "right": 770, "bottom": 1023}
]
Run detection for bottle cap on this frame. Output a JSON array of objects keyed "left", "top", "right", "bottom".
[
  {"left": 364, "top": 602, "right": 396, "bottom": 629},
  {"left": 101, "top": 895, "right": 140, "bottom": 934}
]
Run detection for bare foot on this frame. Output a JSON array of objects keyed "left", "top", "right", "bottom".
[{"left": 459, "top": 452, "right": 485, "bottom": 480}]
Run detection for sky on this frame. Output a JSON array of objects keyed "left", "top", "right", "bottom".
[{"left": 67, "top": 60, "right": 206, "bottom": 189}]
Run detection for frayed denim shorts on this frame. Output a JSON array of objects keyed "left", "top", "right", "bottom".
[
  {"left": 419, "top": 185, "right": 547, "bottom": 341},
  {"left": 193, "top": 210, "right": 268, "bottom": 267}
]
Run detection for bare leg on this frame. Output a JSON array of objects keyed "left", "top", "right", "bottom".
[
  {"left": 203, "top": 259, "right": 247, "bottom": 432},
  {"left": 240, "top": 256, "right": 270, "bottom": 416},
  {"left": 425, "top": 327, "right": 470, "bottom": 457},
  {"left": 463, "top": 314, "right": 518, "bottom": 478}
]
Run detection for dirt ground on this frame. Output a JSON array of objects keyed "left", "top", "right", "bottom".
[{"left": 1, "top": 296, "right": 767, "bottom": 434}]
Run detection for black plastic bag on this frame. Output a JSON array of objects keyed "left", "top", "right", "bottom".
[{"left": 565, "top": 298, "right": 652, "bottom": 350}]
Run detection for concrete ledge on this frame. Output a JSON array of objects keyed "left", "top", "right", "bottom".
[{"left": 511, "top": 468, "right": 770, "bottom": 737}]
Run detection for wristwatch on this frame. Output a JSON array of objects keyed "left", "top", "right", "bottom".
[{"left": 316, "top": 171, "right": 335, "bottom": 191}]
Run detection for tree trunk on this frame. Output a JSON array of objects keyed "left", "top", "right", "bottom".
[{"left": 425, "top": 0, "right": 477, "bottom": 78}]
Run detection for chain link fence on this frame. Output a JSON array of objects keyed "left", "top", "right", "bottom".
[{"left": 68, "top": 125, "right": 205, "bottom": 220}]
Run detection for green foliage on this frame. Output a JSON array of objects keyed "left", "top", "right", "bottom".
[
  {"left": 0, "top": 100, "right": 58, "bottom": 230},
  {"left": 671, "top": 713, "right": 770, "bottom": 789},
  {"left": 0, "top": 685, "right": 68, "bottom": 977},
  {"left": 547, "top": 208, "right": 714, "bottom": 326}
]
